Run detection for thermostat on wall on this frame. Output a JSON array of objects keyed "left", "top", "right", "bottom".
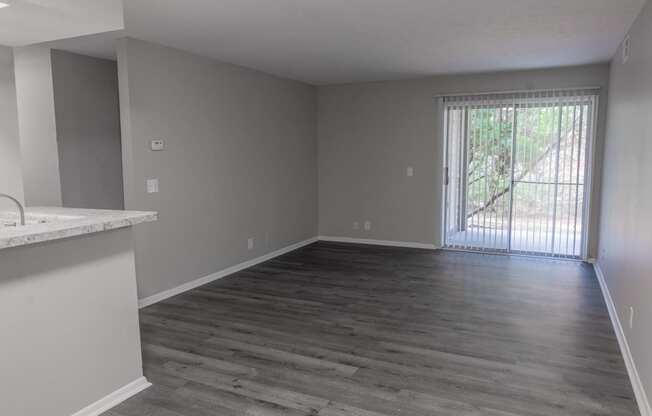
[{"left": 150, "top": 139, "right": 165, "bottom": 151}]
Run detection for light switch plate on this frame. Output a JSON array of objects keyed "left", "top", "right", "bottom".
[
  {"left": 146, "top": 178, "right": 159, "bottom": 193},
  {"left": 150, "top": 139, "right": 165, "bottom": 151},
  {"left": 407, "top": 166, "right": 414, "bottom": 177}
]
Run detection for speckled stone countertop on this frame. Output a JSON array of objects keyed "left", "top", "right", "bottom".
[{"left": 0, "top": 207, "right": 157, "bottom": 250}]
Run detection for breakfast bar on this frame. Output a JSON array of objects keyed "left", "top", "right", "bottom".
[{"left": 0, "top": 207, "right": 156, "bottom": 416}]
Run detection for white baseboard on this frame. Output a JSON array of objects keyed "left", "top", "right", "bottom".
[
  {"left": 71, "top": 377, "right": 151, "bottom": 416},
  {"left": 318, "top": 235, "right": 438, "bottom": 250},
  {"left": 594, "top": 263, "right": 651, "bottom": 416},
  {"left": 138, "top": 237, "right": 318, "bottom": 308}
]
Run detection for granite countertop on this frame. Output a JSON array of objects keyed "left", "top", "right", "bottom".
[{"left": 0, "top": 207, "right": 157, "bottom": 250}]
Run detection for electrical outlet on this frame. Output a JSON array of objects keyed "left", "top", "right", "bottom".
[
  {"left": 629, "top": 306, "right": 634, "bottom": 329},
  {"left": 247, "top": 238, "right": 254, "bottom": 250},
  {"left": 353, "top": 222, "right": 360, "bottom": 230},
  {"left": 407, "top": 166, "right": 414, "bottom": 177},
  {"left": 364, "top": 220, "right": 371, "bottom": 231}
]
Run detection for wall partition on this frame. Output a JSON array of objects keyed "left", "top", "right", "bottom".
[{"left": 442, "top": 89, "right": 599, "bottom": 259}]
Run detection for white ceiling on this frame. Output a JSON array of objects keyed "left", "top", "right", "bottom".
[
  {"left": 10, "top": 0, "right": 647, "bottom": 85},
  {"left": 122, "top": 0, "right": 645, "bottom": 85},
  {"left": 0, "top": 0, "right": 123, "bottom": 47}
]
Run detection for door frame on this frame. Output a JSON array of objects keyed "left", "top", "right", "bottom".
[{"left": 440, "top": 93, "right": 599, "bottom": 260}]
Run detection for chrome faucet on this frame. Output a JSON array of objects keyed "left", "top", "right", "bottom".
[{"left": 0, "top": 193, "right": 25, "bottom": 226}]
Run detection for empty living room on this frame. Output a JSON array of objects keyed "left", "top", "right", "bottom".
[{"left": 0, "top": 1, "right": 651, "bottom": 415}]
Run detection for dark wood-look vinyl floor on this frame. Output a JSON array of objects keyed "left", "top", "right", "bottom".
[{"left": 105, "top": 242, "right": 639, "bottom": 416}]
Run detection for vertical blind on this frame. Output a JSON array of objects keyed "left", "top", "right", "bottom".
[{"left": 442, "top": 88, "right": 598, "bottom": 258}]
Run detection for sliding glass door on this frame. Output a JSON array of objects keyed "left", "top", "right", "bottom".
[{"left": 443, "top": 90, "right": 597, "bottom": 259}]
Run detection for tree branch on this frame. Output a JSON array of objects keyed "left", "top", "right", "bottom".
[{"left": 466, "top": 140, "right": 558, "bottom": 219}]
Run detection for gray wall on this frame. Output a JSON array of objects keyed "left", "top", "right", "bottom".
[
  {"left": 0, "top": 45, "right": 24, "bottom": 210},
  {"left": 117, "top": 38, "right": 318, "bottom": 299},
  {"left": 318, "top": 64, "right": 610, "bottom": 256},
  {"left": 13, "top": 45, "right": 62, "bottom": 207},
  {"left": 0, "top": 229, "right": 143, "bottom": 416},
  {"left": 51, "top": 49, "right": 124, "bottom": 210},
  {"left": 599, "top": 0, "right": 652, "bottom": 407}
]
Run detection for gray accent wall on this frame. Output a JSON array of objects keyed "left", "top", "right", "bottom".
[
  {"left": 13, "top": 45, "right": 62, "bottom": 207},
  {"left": 317, "top": 64, "right": 610, "bottom": 256},
  {"left": 0, "top": 45, "right": 23, "bottom": 209},
  {"left": 0, "top": 228, "right": 143, "bottom": 416},
  {"left": 116, "top": 38, "right": 318, "bottom": 299},
  {"left": 599, "top": 0, "right": 652, "bottom": 408},
  {"left": 51, "top": 49, "right": 124, "bottom": 210}
]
